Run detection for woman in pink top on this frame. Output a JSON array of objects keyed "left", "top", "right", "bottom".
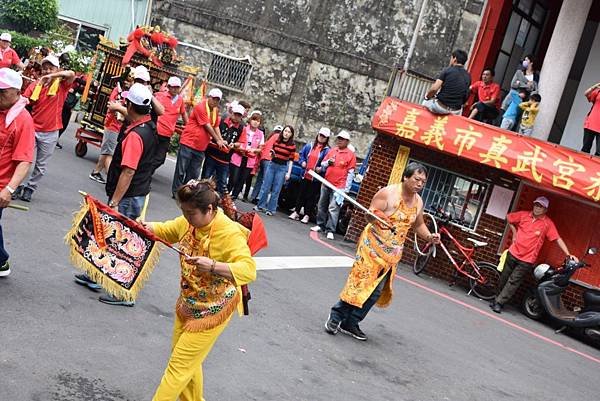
[{"left": 229, "top": 110, "right": 264, "bottom": 200}]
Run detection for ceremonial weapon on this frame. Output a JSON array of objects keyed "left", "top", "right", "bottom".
[
  {"left": 308, "top": 170, "right": 396, "bottom": 232},
  {"left": 7, "top": 203, "right": 29, "bottom": 211}
]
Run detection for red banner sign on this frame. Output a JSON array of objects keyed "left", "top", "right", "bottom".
[{"left": 372, "top": 97, "right": 600, "bottom": 204}]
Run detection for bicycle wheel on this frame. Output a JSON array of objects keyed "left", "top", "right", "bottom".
[
  {"left": 414, "top": 212, "right": 437, "bottom": 256},
  {"left": 469, "top": 261, "right": 500, "bottom": 300},
  {"left": 413, "top": 242, "right": 432, "bottom": 275}
]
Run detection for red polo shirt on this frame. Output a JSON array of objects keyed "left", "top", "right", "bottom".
[
  {"left": 155, "top": 91, "right": 185, "bottom": 138},
  {"left": 104, "top": 87, "right": 124, "bottom": 133},
  {"left": 470, "top": 80, "right": 501, "bottom": 109},
  {"left": 507, "top": 210, "right": 560, "bottom": 264},
  {"left": 0, "top": 107, "right": 35, "bottom": 187},
  {"left": 323, "top": 147, "right": 356, "bottom": 189},
  {"left": 0, "top": 48, "right": 20, "bottom": 69},
  {"left": 179, "top": 99, "right": 220, "bottom": 151},
  {"left": 120, "top": 116, "right": 151, "bottom": 170},
  {"left": 23, "top": 79, "right": 71, "bottom": 132},
  {"left": 584, "top": 88, "right": 600, "bottom": 133}
]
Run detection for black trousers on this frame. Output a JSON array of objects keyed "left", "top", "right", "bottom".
[
  {"left": 582, "top": 128, "right": 600, "bottom": 156},
  {"left": 294, "top": 178, "right": 321, "bottom": 218},
  {"left": 153, "top": 135, "right": 171, "bottom": 172},
  {"left": 58, "top": 106, "right": 74, "bottom": 137},
  {"left": 229, "top": 158, "right": 252, "bottom": 199},
  {"left": 495, "top": 252, "right": 533, "bottom": 305}
]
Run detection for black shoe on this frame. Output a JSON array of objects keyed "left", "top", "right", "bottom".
[
  {"left": 11, "top": 186, "right": 23, "bottom": 200},
  {"left": 20, "top": 187, "right": 33, "bottom": 202},
  {"left": 339, "top": 322, "right": 367, "bottom": 341},
  {"left": 324, "top": 314, "right": 341, "bottom": 334},
  {"left": 55, "top": 142, "right": 63, "bottom": 149},
  {"left": 99, "top": 294, "right": 135, "bottom": 307},
  {"left": 0, "top": 261, "right": 10, "bottom": 277},
  {"left": 74, "top": 273, "right": 102, "bottom": 291},
  {"left": 489, "top": 300, "right": 496, "bottom": 307},
  {"left": 89, "top": 171, "right": 106, "bottom": 184},
  {"left": 491, "top": 302, "right": 503, "bottom": 314},
  {"left": 251, "top": 198, "right": 258, "bottom": 205}
]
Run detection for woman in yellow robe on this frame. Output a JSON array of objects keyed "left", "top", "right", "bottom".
[{"left": 148, "top": 179, "right": 256, "bottom": 401}]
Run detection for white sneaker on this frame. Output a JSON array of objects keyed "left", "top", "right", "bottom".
[
  {"left": 310, "top": 225, "right": 321, "bottom": 232},
  {"left": 301, "top": 215, "right": 310, "bottom": 224},
  {"left": 289, "top": 211, "right": 300, "bottom": 220},
  {"left": 326, "top": 232, "right": 334, "bottom": 240}
]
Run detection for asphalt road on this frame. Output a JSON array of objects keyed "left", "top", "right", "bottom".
[{"left": 1, "top": 126, "right": 599, "bottom": 401}]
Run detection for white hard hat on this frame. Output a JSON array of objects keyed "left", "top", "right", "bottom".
[
  {"left": 337, "top": 130, "right": 351, "bottom": 140},
  {"left": 231, "top": 103, "right": 245, "bottom": 114},
  {"left": 41, "top": 55, "right": 60, "bottom": 67},
  {"left": 134, "top": 65, "right": 151, "bottom": 82},
  {"left": 208, "top": 88, "right": 223, "bottom": 99},
  {"left": 0, "top": 68, "right": 22, "bottom": 89},
  {"left": 0, "top": 32, "right": 12, "bottom": 42}
]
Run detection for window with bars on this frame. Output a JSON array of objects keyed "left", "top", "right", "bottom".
[
  {"left": 206, "top": 54, "right": 252, "bottom": 92},
  {"left": 413, "top": 160, "right": 489, "bottom": 230}
]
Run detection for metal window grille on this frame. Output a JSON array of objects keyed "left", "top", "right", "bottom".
[
  {"left": 412, "top": 160, "right": 489, "bottom": 230},
  {"left": 206, "top": 54, "right": 252, "bottom": 92},
  {"left": 387, "top": 68, "right": 434, "bottom": 103}
]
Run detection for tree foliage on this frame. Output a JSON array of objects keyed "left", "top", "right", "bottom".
[{"left": 0, "top": 0, "right": 58, "bottom": 33}]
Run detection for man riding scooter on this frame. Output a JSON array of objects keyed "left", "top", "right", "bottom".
[{"left": 490, "top": 196, "right": 577, "bottom": 313}]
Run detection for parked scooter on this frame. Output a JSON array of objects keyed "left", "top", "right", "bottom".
[{"left": 522, "top": 247, "right": 600, "bottom": 344}]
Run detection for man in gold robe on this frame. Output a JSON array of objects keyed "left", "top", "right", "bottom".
[{"left": 325, "top": 162, "right": 440, "bottom": 341}]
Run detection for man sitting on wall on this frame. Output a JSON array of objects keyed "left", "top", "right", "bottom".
[
  {"left": 468, "top": 68, "right": 501, "bottom": 123},
  {"left": 422, "top": 49, "right": 471, "bottom": 116}
]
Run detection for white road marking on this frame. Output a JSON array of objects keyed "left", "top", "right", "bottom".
[
  {"left": 254, "top": 256, "right": 354, "bottom": 270},
  {"left": 166, "top": 156, "right": 176, "bottom": 163}
]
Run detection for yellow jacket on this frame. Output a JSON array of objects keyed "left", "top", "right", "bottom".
[
  {"left": 152, "top": 209, "right": 256, "bottom": 319},
  {"left": 518, "top": 101, "right": 539, "bottom": 128}
]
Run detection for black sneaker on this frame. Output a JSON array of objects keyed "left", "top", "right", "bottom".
[
  {"left": 74, "top": 273, "right": 102, "bottom": 291},
  {"left": 324, "top": 314, "right": 341, "bottom": 334},
  {"left": 339, "top": 323, "right": 368, "bottom": 341},
  {"left": 0, "top": 261, "right": 10, "bottom": 277},
  {"left": 11, "top": 186, "right": 23, "bottom": 200},
  {"left": 89, "top": 171, "right": 106, "bottom": 184},
  {"left": 99, "top": 294, "right": 135, "bottom": 307},
  {"left": 20, "top": 187, "right": 33, "bottom": 202},
  {"left": 491, "top": 302, "right": 503, "bottom": 314}
]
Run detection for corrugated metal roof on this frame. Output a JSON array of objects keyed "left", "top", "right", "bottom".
[{"left": 59, "top": 0, "right": 149, "bottom": 41}]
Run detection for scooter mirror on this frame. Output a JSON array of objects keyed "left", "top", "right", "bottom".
[{"left": 587, "top": 247, "right": 597, "bottom": 255}]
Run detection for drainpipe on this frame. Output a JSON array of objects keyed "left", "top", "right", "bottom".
[
  {"left": 403, "top": 0, "right": 429, "bottom": 72},
  {"left": 131, "top": 0, "right": 136, "bottom": 30}
]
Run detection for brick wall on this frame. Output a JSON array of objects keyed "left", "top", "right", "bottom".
[{"left": 347, "top": 133, "right": 588, "bottom": 309}]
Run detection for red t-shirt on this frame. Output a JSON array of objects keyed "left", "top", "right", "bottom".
[
  {"left": 304, "top": 143, "right": 324, "bottom": 180},
  {"left": 23, "top": 79, "right": 70, "bottom": 132},
  {"left": 0, "top": 107, "right": 35, "bottom": 187},
  {"left": 104, "top": 87, "right": 124, "bottom": 133},
  {"left": 260, "top": 133, "right": 279, "bottom": 161},
  {"left": 323, "top": 147, "right": 356, "bottom": 188},
  {"left": 470, "top": 80, "right": 501, "bottom": 109},
  {"left": 584, "top": 88, "right": 600, "bottom": 133},
  {"left": 155, "top": 91, "right": 185, "bottom": 138},
  {"left": 179, "top": 100, "right": 220, "bottom": 152},
  {"left": 0, "top": 48, "right": 20, "bottom": 69},
  {"left": 507, "top": 211, "right": 560, "bottom": 264},
  {"left": 120, "top": 116, "right": 151, "bottom": 170}
]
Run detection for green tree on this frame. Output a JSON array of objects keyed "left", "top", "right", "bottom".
[{"left": 0, "top": 0, "right": 58, "bottom": 33}]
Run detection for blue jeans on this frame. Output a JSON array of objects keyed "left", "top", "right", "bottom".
[
  {"left": 202, "top": 156, "right": 229, "bottom": 195},
  {"left": 118, "top": 196, "right": 145, "bottom": 219},
  {"left": 330, "top": 271, "right": 390, "bottom": 327},
  {"left": 258, "top": 162, "right": 287, "bottom": 213},
  {"left": 172, "top": 144, "right": 205, "bottom": 194},
  {"left": 0, "top": 208, "right": 8, "bottom": 265},
  {"left": 250, "top": 159, "right": 269, "bottom": 200}
]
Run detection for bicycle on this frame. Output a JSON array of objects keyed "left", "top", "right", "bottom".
[{"left": 412, "top": 208, "right": 500, "bottom": 300}]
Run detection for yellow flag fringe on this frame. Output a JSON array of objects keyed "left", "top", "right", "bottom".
[{"left": 64, "top": 199, "right": 162, "bottom": 302}]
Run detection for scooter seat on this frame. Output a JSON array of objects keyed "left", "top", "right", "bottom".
[{"left": 583, "top": 290, "right": 600, "bottom": 307}]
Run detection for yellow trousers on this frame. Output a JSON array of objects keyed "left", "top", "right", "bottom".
[{"left": 152, "top": 314, "right": 231, "bottom": 401}]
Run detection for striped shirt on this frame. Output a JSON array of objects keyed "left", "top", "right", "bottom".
[{"left": 271, "top": 141, "right": 296, "bottom": 164}]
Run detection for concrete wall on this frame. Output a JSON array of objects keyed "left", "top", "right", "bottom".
[
  {"left": 560, "top": 23, "right": 600, "bottom": 151},
  {"left": 151, "top": 0, "right": 483, "bottom": 156}
]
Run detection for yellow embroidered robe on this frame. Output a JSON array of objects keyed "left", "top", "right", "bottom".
[{"left": 340, "top": 198, "right": 417, "bottom": 308}]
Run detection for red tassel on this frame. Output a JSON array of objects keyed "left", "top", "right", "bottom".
[
  {"left": 167, "top": 37, "right": 178, "bottom": 48},
  {"left": 150, "top": 32, "right": 164, "bottom": 45},
  {"left": 133, "top": 28, "right": 145, "bottom": 40}
]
